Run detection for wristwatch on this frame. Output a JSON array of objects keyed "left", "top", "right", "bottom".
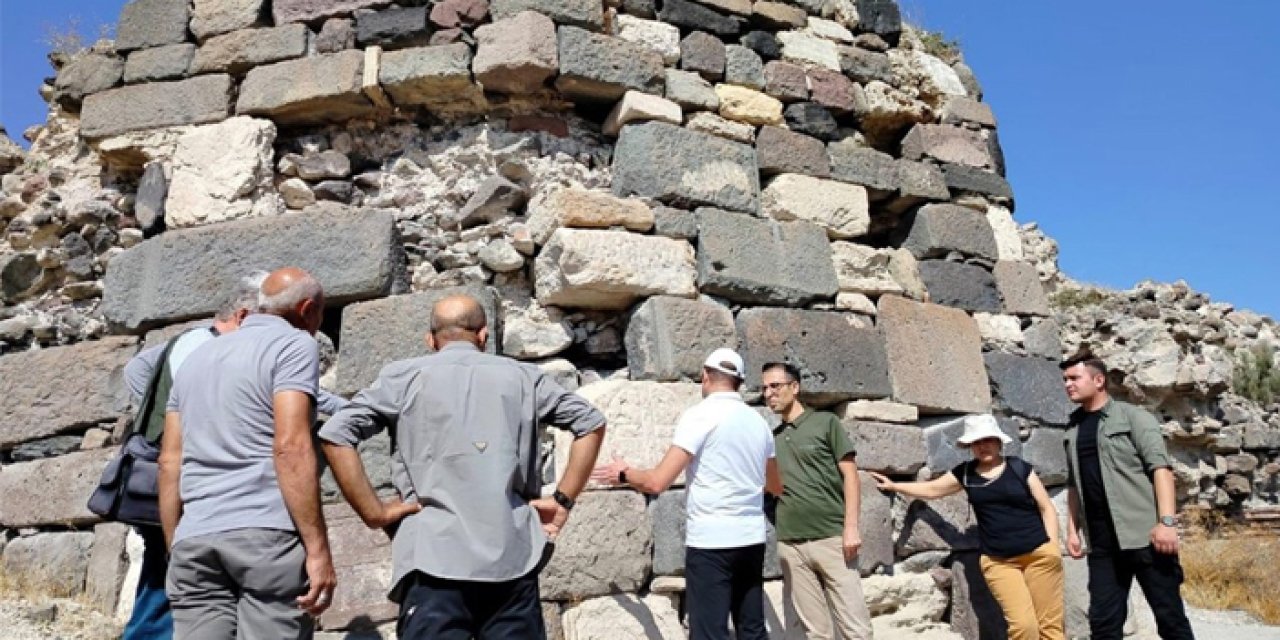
[
  {"left": 618, "top": 470, "right": 629, "bottom": 485},
  {"left": 1159, "top": 515, "right": 1177, "bottom": 527},
  {"left": 552, "top": 489, "right": 575, "bottom": 511}
]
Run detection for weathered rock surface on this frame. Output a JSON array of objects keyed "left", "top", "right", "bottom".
[
  {"left": 102, "top": 209, "right": 403, "bottom": 331},
  {"left": 123, "top": 44, "right": 196, "bottom": 83},
  {"left": 191, "top": 0, "right": 268, "bottom": 40},
  {"left": 272, "top": 0, "right": 392, "bottom": 25},
  {"left": 2, "top": 532, "right": 95, "bottom": 596},
  {"left": 473, "top": 11, "right": 559, "bottom": 94},
  {"left": 560, "top": 593, "right": 684, "bottom": 639},
  {"left": 831, "top": 242, "right": 925, "bottom": 299},
  {"left": 879, "top": 295, "right": 992, "bottom": 414},
  {"left": 335, "top": 285, "right": 498, "bottom": 396},
  {"left": 612, "top": 122, "right": 760, "bottom": 214},
  {"left": 542, "top": 491, "right": 653, "bottom": 600},
  {"left": 901, "top": 203, "right": 998, "bottom": 260},
  {"left": 894, "top": 491, "right": 978, "bottom": 556},
  {"left": 191, "top": 23, "right": 309, "bottom": 74},
  {"left": 0, "top": 337, "right": 134, "bottom": 447},
  {"left": 492, "top": 0, "right": 603, "bottom": 29},
  {"left": 81, "top": 75, "right": 234, "bottom": 138},
  {"left": 379, "top": 43, "right": 482, "bottom": 110},
  {"left": 625, "top": 296, "right": 737, "bottom": 381},
  {"left": 918, "top": 260, "right": 1002, "bottom": 313},
  {"left": 984, "top": 352, "right": 1074, "bottom": 426},
  {"left": 53, "top": 54, "right": 124, "bottom": 109},
  {"left": 237, "top": 50, "right": 373, "bottom": 124},
  {"left": 163, "top": 116, "right": 278, "bottom": 228},
  {"left": 556, "top": 27, "right": 665, "bottom": 102},
  {"left": 554, "top": 381, "right": 702, "bottom": 486},
  {"left": 762, "top": 174, "right": 867, "bottom": 239},
  {"left": 994, "top": 260, "right": 1052, "bottom": 316},
  {"left": 697, "top": 208, "right": 838, "bottom": 305},
  {"left": 535, "top": 228, "right": 697, "bottom": 310},
  {"left": 0, "top": 448, "right": 117, "bottom": 527},
  {"left": 846, "top": 420, "right": 926, "bottom": 475},
  {"left": 738, "top": 308, "right": 891, "bottom": 405},
  {"left": 116, "top": 0, "right": 191, "bottom": 51}
]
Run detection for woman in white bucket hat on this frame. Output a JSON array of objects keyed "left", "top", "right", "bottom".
[{"left": 869, "top": 414, "right": 1064, "bottom": 640}]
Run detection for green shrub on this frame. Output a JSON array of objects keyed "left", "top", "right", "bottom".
[
  {"left": 917, "top": 29, "right": 962, "bottom": 64},
  {"left": 1050, "top": 288, "right": 1109, "bottom": 309},
  {"left": 1233, "top": 343, "right": 1280, "bottom": 405}
]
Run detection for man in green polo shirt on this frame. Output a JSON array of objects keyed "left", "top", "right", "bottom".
[{"left": 763, "top": 362, "right": 873, "bottom": 640}]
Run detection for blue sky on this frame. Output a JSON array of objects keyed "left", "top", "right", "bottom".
[{"left": 2, "top": 1, "right": 1278, "bottom": 318}]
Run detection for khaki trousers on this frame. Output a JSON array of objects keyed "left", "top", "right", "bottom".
[
  {"left": 979, "top": 541, "right": 1065, "bottom": 640},
  {"left": 777, "top": 536, "right": 873, "bottom": 640}
]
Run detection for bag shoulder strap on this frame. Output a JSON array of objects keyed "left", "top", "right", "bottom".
[{"left": 134, "top": 328, "right": 202, "bottom": 442}]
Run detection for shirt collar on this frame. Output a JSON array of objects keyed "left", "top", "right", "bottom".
[
  {"left": 779, "top": 406, "right": 811, "bottom": 431},
  {"left": 439, "top": 341, "right": 481, "bottom": 353},
  {"left": 705, "top": 391, "right": 744, "bottom": 402}
]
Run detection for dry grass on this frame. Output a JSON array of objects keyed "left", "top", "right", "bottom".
[{"left": 1180, "top": 512, "right": 1280, "bottom": 624}]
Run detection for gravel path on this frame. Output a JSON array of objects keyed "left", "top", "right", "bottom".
[{"left": 1188, "top": 606, "right": 1280, "bottom": 640}]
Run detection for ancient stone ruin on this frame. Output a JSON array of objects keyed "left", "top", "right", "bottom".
[{"left": 1, "top": 0, "right": 1277, "bottom": 637}]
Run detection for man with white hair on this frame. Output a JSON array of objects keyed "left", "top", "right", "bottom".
[
  {"left": 159, "top": 267, "right": 336, "bottom": 639},
  {"left": 121, "top": 271, "right": 346, "bottom": 639},
  {"left": 593, "top": 348, "right": 776, "bottom": 640}
]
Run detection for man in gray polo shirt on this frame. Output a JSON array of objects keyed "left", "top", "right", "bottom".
[
  {"left": 319, "top": 293, "right": 607, "bottom": 639},
  {"left": 159, "top": 267, "right": 336, "bottom": 639}
]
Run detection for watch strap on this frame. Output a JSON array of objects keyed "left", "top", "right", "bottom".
[{"left": 552, "top": 489, "right": 575, "bottom": 511}]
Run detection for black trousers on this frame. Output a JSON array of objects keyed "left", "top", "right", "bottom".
[
  {"left": 397, "top": 570, "right": 545, "bottom": 640},
  {"left": 685, "top": 544, "right": 768, "bottom": 640},
  {"left": 1087, "top": 546, "right": 1195, "bottom": 640}
]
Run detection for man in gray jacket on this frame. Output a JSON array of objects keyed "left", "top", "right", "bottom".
[{"left": 320, "top": 293, "right": 606, "bottom": 639}]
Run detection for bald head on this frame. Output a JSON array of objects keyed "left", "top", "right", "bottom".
[
  {"left": 259, "top": 267, "right": 325, "bottom": 334},
  {"left": 429, "top": 294, "right": 487, "bottom": 348}
]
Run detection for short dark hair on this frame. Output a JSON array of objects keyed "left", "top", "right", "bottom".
[
  {"left": 1060, "top": 355, "right": 1107, "bottom": 377},
  {"left": 761, "top": 362, "right": 801, "bottom": 384}
]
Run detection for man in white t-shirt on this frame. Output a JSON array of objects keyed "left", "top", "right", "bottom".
[{"left": 593, "top": 348, "right": 776, "bottom": 640}]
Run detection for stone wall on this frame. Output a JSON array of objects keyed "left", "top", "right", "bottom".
[{"left": 1, "top": 0, "right": 1268, "bottom": 638}]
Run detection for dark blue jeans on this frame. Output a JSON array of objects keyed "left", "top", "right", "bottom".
[
  {"left": 123, "top": 525, "right": 173, "bottom": 640},
  {"left": 397, "top": 570, "right": 545, "bottom": 639},
  {"left": 685, "top": 544, "right": 767, "bottom": 640}
]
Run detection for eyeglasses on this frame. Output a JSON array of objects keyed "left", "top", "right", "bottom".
[{"left": 762, "top": 381, "right": 797, "bottom": 392}]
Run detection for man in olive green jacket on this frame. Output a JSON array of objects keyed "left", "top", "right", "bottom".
[{"left": 1060, "top": 355, "right": 1194, "bottom": 640}]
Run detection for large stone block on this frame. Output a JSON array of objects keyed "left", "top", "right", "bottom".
[
  {"left": 901, "top": 203, "right": 999, "bottom": 260},
  {"left": 191, "top": 0, "right": 268, "bottom": 40},
  {"left": 901, "top": 124, "right": 993, "bottom": 169},
  {"left": 0, "top": 337, "right": 135, "bottom": 447},
  {"left": 85, "top": 523, "right": 131, "bottom": 615},
  {"left": 190, "top": 24, "right": 309, "bottom": 74},
  {"left": 1023, "top": 428, "right": 1068, "bottom": 486},
  {"left": 827, "top": 143, "right": 899, "bottom": 198},
  {"left": 102, "top": 209, "right": 403, "bottom": 332},
  {"left": 845, "top": 421, "right": 926, "bottom": 475},
  {"left": 492, "top": 0, "right": 603, "bottom": 29},
  {"left": 123, "top": 44, "right": 196, "bottom": 83},
  {"left": 696, "top": 208, "right": 838, "bottom": 306},
  {"left": 855, "top": 0, "right": 902, "bottom": 42},
  {"left": 379, "top": 44, "right": 481, "bottom": 109},
  {"left": 922, "top": 415, "right": 1022, "bottom": 475},
  {"left": 236, "top": 50, "right": 374, "bottom": 125},
  {"left": 762, "top": 174, "right": 867, "bottom": 239},
  {"left": 526, "top": 187, "right": 655, "bottom": 245},
  {"left": 1, "top": 532, "right": 95, "bottom": 596},
  {"left": 831, "top": 242, "right": 926, "bottom": 299},
  {"left": 614, "top": 15, "right": 681, "bottom": 66},
  {"left": 603, "top": 91, "right": 683, "bottom": 136},
  {"left": 560, "top": 593, "right": 684, "bottom": 639},
  {"left": 611, "top": 122, "right": 760, "bottom": 214},
  {"left": 553, "top": 381, "right": 702, "bottom": 486},
  {"left": 664, "top": 68, "right": 720, "bottom": 111},
  {"left": 473, "top": 11, "right": 559, "bottom": 95},
  {"left": 541, "top": 491, "right": 653, "bottom": 600},
  {"left": 335, "top": 285, "right": 498, "bottom": 396},
  {"left": 625, "top": 296, "right": 737, "bottom": 382},
  {"left": 993, "top": 260, "right": 1051, "bottom": 316},
  {"left": 984, "top": 352, "right": 1074, "bottom": 426},
  {"left": 319, "top": 503, "right": 397, "bottom": 630},
  {"left": 0, "top": 448, "right": 117, "bottom": 527},
  {"left": 942, "top": 163, "right": 1014, "bottom": 202},
  {"left": 755, "top": 127, "right": 829, "bottom": 177},
  {"left": 272, "top": 0, "right": 392, "bottom": 24},
  {"left": 918, "top": 260, "right": 1002, "bottom": 314},
  {"left": 715, "top": 84, "right": 784, "bottom": 126},
  {"left": 81, "top": 75, "right": 234, "bottom": 138},
  {"left": 680, "top": 31, "right": 726, "bottom": 81},
  {"left": 894, "top": 491, "right": 977, "bottom": 556},
  {"left": 355, "top": 5, "right": 430, "bottom": 48},
  {"left": 857, "top": 470, "right": 895, "bottom": 575},
  {"left": 650, "top": 489, "right": 781, "bottom": 578},
  {"left": 163, "top": 116, "right": 278, "bottom": 229},
  {"left": 738, "top": 308, "right": 891, "bottom": 405},
  {"left": 950, "top": 553, "right": 1008, "bottom": 640},
  {"left": 116, "top": 0, "right": 191, "bottom": 51},
  {"left": 534, "top": 229, "right": 697, "bottom": 310},
  {"left": 658, "top": 0, "right": 744, "bottom": 36},
  {"left": 839, "top": 46, "right": 895, "bottom": 85},
  {"left": 878, "top": 295, "right": 992, "bottom": 414},
  {"left": 556, "top": 26, "right": 665, "bottom": 102},
  {"left": 53, "top": 54, "right": 124, "bottom": 108}
]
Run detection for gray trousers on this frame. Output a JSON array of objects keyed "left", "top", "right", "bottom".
[{"left": 166, "top": 528, "right": 313, "bottom": 640}]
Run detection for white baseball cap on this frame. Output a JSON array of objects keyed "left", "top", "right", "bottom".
[
  {"left": 956, "top": 414, "right": 1012, "bottom": 446},
  {"left": 703, "top": 348, "right": 746, "bottom": 380}
]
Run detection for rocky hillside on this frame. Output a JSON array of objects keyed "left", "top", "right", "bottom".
[{"left": 1022, "top": 223, "right": 1280, "bottom": 514}]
